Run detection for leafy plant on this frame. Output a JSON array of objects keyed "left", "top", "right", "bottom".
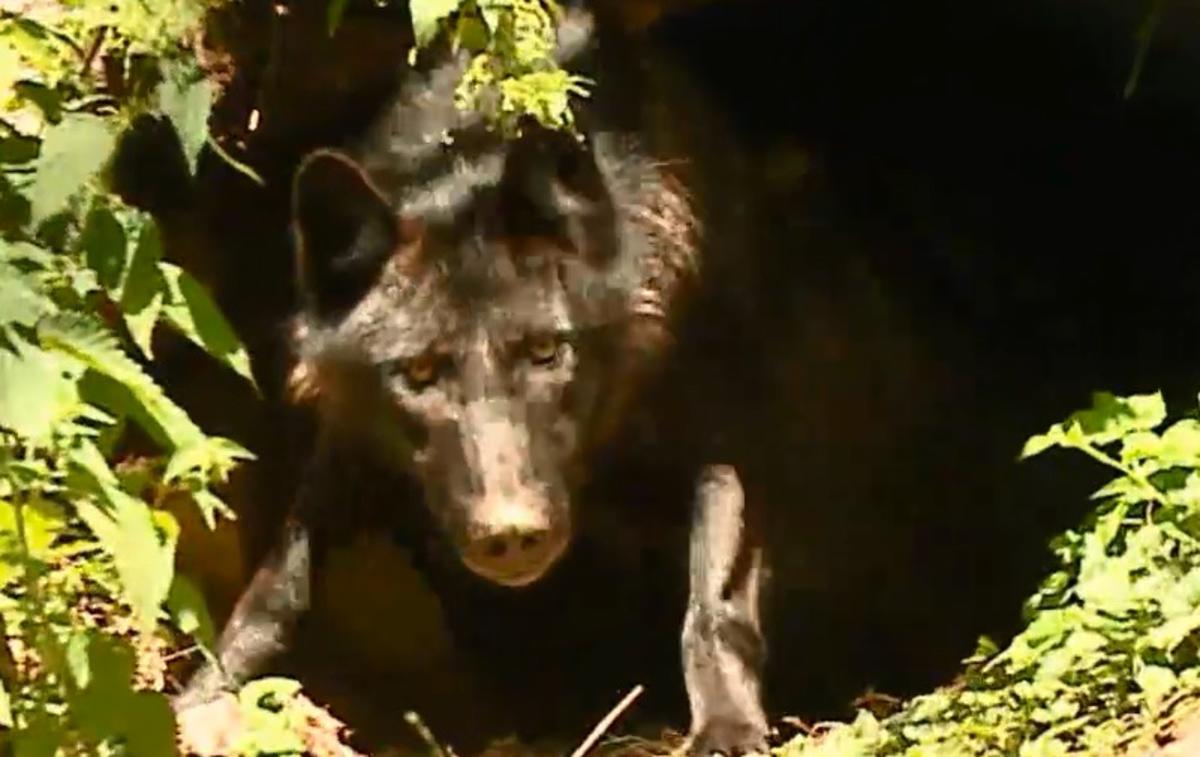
[
  {"left": 779, "top": 391, "right": 1200, "bottom": 756},
  {"left": 0, "top": 1, "right": 279, "bottom": 754},
  {"left": 347, "top": 0, "right": 593, "bottom": 134}
]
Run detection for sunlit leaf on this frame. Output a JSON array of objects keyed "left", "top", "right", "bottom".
[
  {"left": 27, "top": 113, "right": 115, "bottom": 225},
  {"left": 72, "top": 469, "right": 176, "bottom": 629},
  {"left": 39, "top": 313, "right": 206, "bottom": 449},
  {"left": 0, "top": 261, "right": 55, "bottom": 326},
  {"left": 167, "top": 573, "right": 216, "bottom": 648},
  {"left": 159, "top": 262, "right": 256, "bottom": 386},
  {"left": 0, "top": 676, "right": 10, "bottom": 728},
  {"left": 410, "top": 0, "right": 460, "bottom": 46},
  {"left": 156, "top": 64, "right": 212, "bottom": 175},
  {"left": 0, "top": 336, "right": 83, "bottom": 444}
]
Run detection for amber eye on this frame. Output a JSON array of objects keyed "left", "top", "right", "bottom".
[
  {"left": 525, "top": 333, "right": 561, "bottom": 367},
  {"left": 394, "top": 352, "right": 440, "bottom": 390}
]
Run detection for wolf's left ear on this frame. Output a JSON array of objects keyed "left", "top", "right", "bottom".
[{"left": 292, "top": 150, "right": 411, "bottom": 318}]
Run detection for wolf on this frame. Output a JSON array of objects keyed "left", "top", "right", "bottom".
[{"left": 176, "top": 7, "right": 770, "bottom": 754}]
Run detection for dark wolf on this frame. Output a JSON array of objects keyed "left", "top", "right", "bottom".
[{"left": 178, "top": 7, "right": 772, "bottom": 753}]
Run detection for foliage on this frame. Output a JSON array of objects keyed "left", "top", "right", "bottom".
[
  {"left": 0, "top": 1, "right": 307, "bottom": 754},
  {"left": 404, "top": 0, "right": 592, "bottom": 134},
  {"left": 779, "top": 391, "right": 1200, "bottom": 756}
]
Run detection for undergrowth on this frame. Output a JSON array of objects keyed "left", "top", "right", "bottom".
[
  {"left": 0, "top": 0, "right": 266, "bottom": 752},
  {"left": 779, "top": 392, "right": 1200, "bottom": 756}
]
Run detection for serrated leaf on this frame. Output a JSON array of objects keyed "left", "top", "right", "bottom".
[
  {"left": 1021, "top": 429, "right": 1060, "bottom": 459},
  {"left": 159, "top": 262, "right": 256, "bottom": 387},
  {"left": 124, "top": 290, "right": 163, "bottom": 358},
  {"left": 0, "top": 337, "right": 83, "bottom": 444},
  {"left": 0, "top": 261, "right": 55, "bottom": 326},
  {"left": 0, "top": 240, "right": 55, "bottom": 268},
  {"left": 38, "top": 313, "right": 205, "bottom": 450},
  {"left": 119, "top": 216, "right": 165, "bottom": 311},
  {"left": 72, "top": 470, "right": 176, "bottom": 630},
  {"left": 27, "top": 113, "right": 115, "bottom": 225},
  {"left": 164, "top": 436, "right": 254, "bottom": 485},
  {"left": 193, "top": 488, "right": 236, "bottom": 529},
  {"left": 1070, "top": 392, "right": 1167, "bottom": 444},
  {"left": 411, "top": 0, "right": 460, "bottom": 46},
  {"left": 79, "top": 205, "right": 130, "bottom": 293},
  {"left": 167, "top": 573, "right": 215, "bottom": 648},
  {"left": 156, "top": 66, "right": 212, "bottom": 175}
]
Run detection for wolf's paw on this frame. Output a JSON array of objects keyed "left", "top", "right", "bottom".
[{"left": 687, "top": 715, "right": 769, "bottom": 756}]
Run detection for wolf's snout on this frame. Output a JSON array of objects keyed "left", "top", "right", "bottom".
[{"left": 461, "top": 500, "right": 567, "bottom": 587}]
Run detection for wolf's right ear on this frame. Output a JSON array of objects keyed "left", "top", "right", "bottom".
[{"left": 292, "top": 150, "right": 412, "bottom": 318}]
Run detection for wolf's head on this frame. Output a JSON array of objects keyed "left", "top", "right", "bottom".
[{"left": 286, "top": 117, "right": 697, "bottom": 587}]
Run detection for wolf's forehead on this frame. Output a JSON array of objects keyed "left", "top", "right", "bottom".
[{"left": 340, "top": 262, "right": 574, "bottom": 361}]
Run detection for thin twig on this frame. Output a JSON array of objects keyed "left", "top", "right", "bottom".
[
  {"left": 569, "top": 684, "right": 645, "bottom": 757},
  {"left": 80, "top": 26, "right": 107, "bottom": 78},
  {"left": 404, "top": 711, "right": 448, "bottom": 757},
  {"left": 206, "top": 134, "right": 266, "bottom": 186}
]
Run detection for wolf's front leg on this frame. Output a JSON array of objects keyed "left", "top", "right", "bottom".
[
  {"left": 174, "top": 508, "right": 318, "bottom": 711},
  {"left": 682, "top": 464, "right": 768, "bottom": 756}
]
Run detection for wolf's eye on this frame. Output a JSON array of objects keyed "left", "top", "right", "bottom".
[
  {"left": 525, "top": 333, "right": 561, "bottom": 367},
  {"left": 391, "top": 352, "right": 440, "bottom": 390}
]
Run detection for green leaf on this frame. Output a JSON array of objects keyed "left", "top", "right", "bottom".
[
  {"left": 27, "top": 113, "right": 115, "bottom": 225},
  {"left": 167, "top": 573, "right": 216, "bottom": 648},
  {"left": 1159, "top": 420, "right": 1200, "bottom": 466},
  {"left": 457, "top": 14, "right": 490, "bottom": 51},
  {"left": 411, "top": 0, "right": 461, "bottom": 46},
  {"left": 118, "top": 216, "right": 165, "bottom": 311},
  {"left": 192, "top": 488, "right": 236, "bottom": 528},
  {"left": 70, "top": 634, "right": 179, "bottom": 754},
  {"left": 1135, "top": 665, "right": 1176, "bottom": 708},
  {"left": 0, "top": 261, "right": 56, "bottom": 327},
  {"left": 0, "top": 240, "right": 56, "bottom": 268},
  {"left": 236, "top": 677, "right": 306, "bottom": 756},
  {"left": 1071, "top": 392, "right": 1167, "bottom": 444},
  {"left": 0, "top": 676, "right": 11, "bottom": 728},
  {"left": 1020, "top": 427, "right": 1062, "bottom": 459},
  {"left": 156, "top": 65, "right": 212, "bottom": 175},
  {"left": 38, "top": 313, "right": 206, "bottom": 450},
  {"left": 66, "top": 630, "right": 92, "bottom": 689},
  {"left": 0, "top": 135, "right": 39, "bottom": 164},
  {"left": 13, "top": 81, "right": 63, "bottom": 124},
  {"left": 124, "top": 290, "right": 164, "bottom": 358},
  {"left": 0, "top": 497, "right": 66, "bottom": 565},
  {"left": 164, "top": 436, "right": 254, "bottom": 485},
  {"left": 79, "top": 204, "right": 130, "bottom": 293},
  {"left": 159, "top": 262, "right": 256, "bottom": 386},
  {"left": 0, "top": 336, "right": 83, "bottom": 444},
  {"left": 72, "top": 463, "right": 177, "bottom": 629}
]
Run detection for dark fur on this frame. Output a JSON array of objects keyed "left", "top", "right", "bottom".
[{"left": 179, "top": 8, "right": 770, "bottom": 753}]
